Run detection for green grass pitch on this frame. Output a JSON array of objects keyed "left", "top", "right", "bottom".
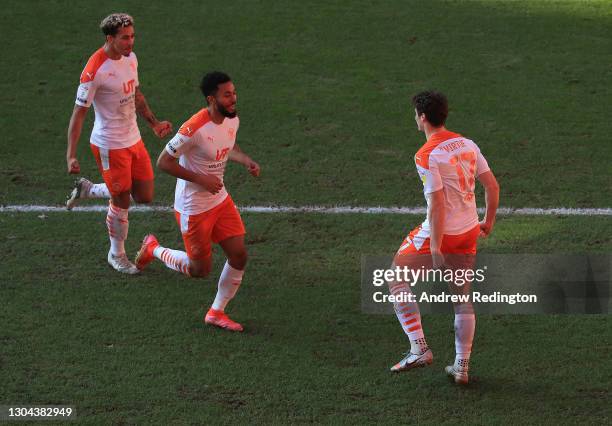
[{"left": 1, "top": 0, "right": 611, "bottom": 424}]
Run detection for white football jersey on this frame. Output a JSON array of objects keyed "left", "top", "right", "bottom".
[
  {"left": 165, "top": 108, "right": 239, "bottom": 215},
  {"left": 415, "top": 130, "right": 490, "bottom": 235},
  {"left": 75, "top": 47, "right": 141, "bottom": 149}
]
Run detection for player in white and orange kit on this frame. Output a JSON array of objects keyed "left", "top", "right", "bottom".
[
  {"left": 135, "top": 72, "right": 260, "bottom": 332},
  {"left": 388, "top": 91, "right": 499, "bottom": 384},
  {"left": 65, "top": 13, "right": 172, "bottom": 274}
]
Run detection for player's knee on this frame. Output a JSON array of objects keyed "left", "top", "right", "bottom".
[
  {"left": 133, "top": 193, "right": 153, "bottom": 204},
  {"left": 111, "top": 192, "right": 131, "bottom": 209},
  {"left": 228, "top": 250, "right": 248, "bottom": 270},
  {"left": 189, "top": 262, "right": 211, "bottom": 278}
]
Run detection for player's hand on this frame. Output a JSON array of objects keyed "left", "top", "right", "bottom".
[
  {"left": 67, "top": 157, "right": 81, "bottom": 174},
  {"left": 196, "top": 174, "right": 223, "bottom": 194},
  {"left": 152, "top": 120, "right": 173, "bottom": 138},
  {"left": 431, "top": 249, "right": 445, "bottom": 270},
  {"left": 246, "top": 159, "right": 260, "bottom": 177},
  {"left": 479, "top": 220, "right": 494, "bottom": 238}
]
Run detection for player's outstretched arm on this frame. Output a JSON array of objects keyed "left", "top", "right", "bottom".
[
  {"left": 156, "top": 150, "right": 223, "bottom": 194},
  {"left": 427, "top": 189, "right": 447, "bottom": 268},
  {"left": 66, "top": 105, "right": 89, "bottom": 174},
  {"left": 477, "top": 170, "right": 500, "bottom": 237},
  {"left": 134, "top": 86, "right": 173, "bottom": 138},
  {"left": 228, "top": 144, "right": 260, "bottom": 177}
]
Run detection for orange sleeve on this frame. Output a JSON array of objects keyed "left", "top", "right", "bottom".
[{"left": 80, "top": 48, "right": 108, "bottom": 83}]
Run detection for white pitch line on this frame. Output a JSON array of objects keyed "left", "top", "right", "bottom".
[{"left": 0, "top": 204, "right": 611, "bottom": 216}]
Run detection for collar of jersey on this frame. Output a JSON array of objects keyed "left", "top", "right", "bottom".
[{"left": 427, "top": 130, "right": 460, "bottom": 144}]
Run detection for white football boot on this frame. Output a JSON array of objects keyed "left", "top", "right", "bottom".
[
  {"left": 445, "top": 365, "right": 469, "bottom": 385},
  {"left": 107, "top": 251, "right": 139, "bottom": 275},
  {"left": 390, "top": 348, "right": 433, "bottom": 372},
  {"left": 66, "top": 178, "right": 93, "bottom": 210}
]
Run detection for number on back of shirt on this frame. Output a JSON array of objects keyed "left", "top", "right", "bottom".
[{"left": 450, "top": 152, "right": 476, "bottom": 201}]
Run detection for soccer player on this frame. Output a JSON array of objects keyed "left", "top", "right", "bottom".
[
  {"left": 388, "top": 91, "right": 499, "bottom": 384},
  {"left": 135, "top": 71, "right": 260, "bottom": 332},
  {"left": 65, "top": 13, "right": 172, "bottom": 274}
]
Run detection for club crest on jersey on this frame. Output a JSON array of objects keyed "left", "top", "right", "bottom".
[{"left": 227, "top": 128, "right": 235, "bottom": 138}]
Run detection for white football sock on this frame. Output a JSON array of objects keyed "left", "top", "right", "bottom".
[
  {"left": 390, "top": 281, "right": 428, "bottom": 354},
  {"left": 82, "top": 183, "right": 136, "bottom": 203},
  {"left": 153, "top": 246, "right": 191, "bottom": 276},
  {"left": 85, "top": 183, "right": 111, "bottom": 199},
  {"left": 211, "top": 261, "right": 244, "bottom": 312},
  {"left": 106, "top": 202, "right": 128, "bottom": 255},
  {"left": 454, "top": 313, "right": 475, "bottom": 371}
]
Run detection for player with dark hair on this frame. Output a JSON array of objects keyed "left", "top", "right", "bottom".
[
  {"left": 65, "top": 13, "right": 172, "bottom": 274},
  {"left": 135, "top": 71, "right": 260, "bottom": 332},
  {"left": 388, "top": 91, "right": 499, "bottom": 384}
]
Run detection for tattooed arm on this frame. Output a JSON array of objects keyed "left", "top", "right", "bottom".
[{"left": 135, "top": 86, "right": 173, "bottom": 138}]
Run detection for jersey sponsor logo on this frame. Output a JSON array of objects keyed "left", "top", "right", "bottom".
[
  {"left": 167, "top": 136, "right": 185, "bottom": 154},
  {"left": 77, "top": 85, "right": 89, "bottom": 104},
  {"left": 208, "top": 162, "right": 226, "bottom": 169},
  {"left": 216, "top": 147, "right": 230, "bottom": 161},
  {"left": 122, "top": 79, "right": 136, "bottom": 94}
]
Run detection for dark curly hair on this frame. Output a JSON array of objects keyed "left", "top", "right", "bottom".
[
  {"left": 200, "top": 71, "right": 232, "bottom": 103},
  {"left": 412, "top": 91, "right": 448, "bottom": 127}
]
